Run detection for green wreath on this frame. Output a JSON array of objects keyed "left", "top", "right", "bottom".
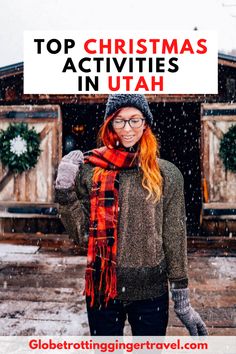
[
  {"left": 0, "top": 122, "right": 41, "bottom": 173},
  {"left": 219, "top": 124, "right": 236, "bottom": 173}
]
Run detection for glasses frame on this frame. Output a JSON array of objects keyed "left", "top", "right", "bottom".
[{"left": 112, "top": 117, "right": 146, "bottom": 129}]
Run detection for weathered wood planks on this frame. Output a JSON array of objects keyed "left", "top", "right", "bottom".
[{"left": 0, "top": 242, "right": 235, "bottom": 335}]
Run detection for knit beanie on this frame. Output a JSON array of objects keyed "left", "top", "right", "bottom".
[{"left": 104, "top": 94, "right": 153, "bottom": 126}]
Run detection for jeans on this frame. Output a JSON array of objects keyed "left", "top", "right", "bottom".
[{"left": 86, "top": 291, "right": 169, "bottom": 336}]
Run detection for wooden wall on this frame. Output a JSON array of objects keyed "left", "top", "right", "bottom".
[
  {"left": 201, "top": 103, "right": 236, "bottom": 235},
  {"left": 201, "top": 103, "right": 236, "bottom": 205},
  {"left": 0, "top": 105, "right": 62, "bottom": 205}
]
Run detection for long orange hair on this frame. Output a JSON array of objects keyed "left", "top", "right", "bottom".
[{"left": 95, "top": 112, "right": 163, "bottom": 203}]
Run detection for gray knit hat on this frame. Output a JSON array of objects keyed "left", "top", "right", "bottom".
[{"left": 104, "top": 94, "right": 153, "bottom": 126}]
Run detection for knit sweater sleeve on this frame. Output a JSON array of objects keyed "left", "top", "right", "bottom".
[
  {"left": 161, "top": 161, "right": 189, "bottom": 289},
  {"left": 55, "top": 165, "right": 90, "bottom": 245}
]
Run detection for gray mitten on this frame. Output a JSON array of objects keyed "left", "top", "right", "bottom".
[
  {"left": 55, "top": 150, "right": 84, "bottom": 189},
  {"left": 171, "top": 288, "right": 208, "bottom": 336}
]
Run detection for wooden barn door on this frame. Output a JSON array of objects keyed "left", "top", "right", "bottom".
[
  {"left": 201, "top": 103, "right": 236, "bottom": 235},
  {"left": 0, "top": 105, "right": 62, "bottom": 206}
]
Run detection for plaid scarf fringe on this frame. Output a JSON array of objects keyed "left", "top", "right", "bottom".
[{"left": 83, "top": 147, "right": 138, "bottom": 307}]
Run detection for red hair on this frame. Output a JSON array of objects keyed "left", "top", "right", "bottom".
[{"left": 96, "top": 112, "right": 163, "bottom": 202}]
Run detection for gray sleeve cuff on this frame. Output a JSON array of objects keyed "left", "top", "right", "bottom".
[
  {"left": 55, "top": 187, "right": 78, "bottom": 205},
  {"left": 169, "top": 277, "right": 189, "bottom": 289}
]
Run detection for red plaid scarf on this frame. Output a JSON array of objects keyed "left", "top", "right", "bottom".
[{"left": 83, "top": 146, "right": 139, "bottom": 306}]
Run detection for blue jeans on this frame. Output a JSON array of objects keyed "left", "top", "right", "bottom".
[{"left": 86, "top": 291, "right": 169, "bottom": 336}]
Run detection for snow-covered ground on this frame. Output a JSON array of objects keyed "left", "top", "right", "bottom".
[{"left": 0, "top": 243, "right": 235, "bottom": 335}]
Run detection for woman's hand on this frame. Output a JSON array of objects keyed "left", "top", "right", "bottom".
[
  {"left": 55, "top": 150, "right": 84, "bottom": 189},
  {"left": 171, "top": 288, "right": 208, "bottom": 336}
]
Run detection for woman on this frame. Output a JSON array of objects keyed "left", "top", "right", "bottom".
[{"left": 55, "top": 94, "right": 208, "bottom": 336}]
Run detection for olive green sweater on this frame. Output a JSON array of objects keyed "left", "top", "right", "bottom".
[{"left": 55, "top": 158, "right": 188, "bottom": 301}]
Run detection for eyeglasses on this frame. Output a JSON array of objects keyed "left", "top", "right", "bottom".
[{"left": 112, "top": 118, "right": 145, "bottom": 129}]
